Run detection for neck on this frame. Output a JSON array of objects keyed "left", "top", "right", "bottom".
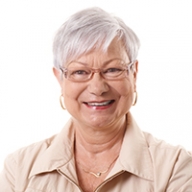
[{"left": 74, "top": 115, "right": 126, "bottom": 157}]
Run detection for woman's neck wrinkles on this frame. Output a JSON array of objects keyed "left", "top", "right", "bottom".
[{"left": 74, "top": 116, "right": 126, "bottom": 155}]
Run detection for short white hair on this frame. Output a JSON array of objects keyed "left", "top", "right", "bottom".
[{"left": 53, "top": 7, "right": 140, "bottom": 69}]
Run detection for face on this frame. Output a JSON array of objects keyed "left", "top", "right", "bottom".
[{"left": 53, "top": 38, "right": 138, "bottom": 129}]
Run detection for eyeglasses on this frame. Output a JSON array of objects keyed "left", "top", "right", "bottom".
[{"left": 60, "top": 61, "right": 135, "bottom": 82}]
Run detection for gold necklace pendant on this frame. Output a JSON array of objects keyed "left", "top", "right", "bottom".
[
  {"left": 77, "top": 155, "right": 119, "bottom": 178},
  {"left": 88, "top": 169, "right": 108, "bottom": 178},
  {"left": 96, "top": 172, "right": 101, "bottom": 177}
]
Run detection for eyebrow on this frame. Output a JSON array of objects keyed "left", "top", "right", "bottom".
[{"left": 69, "top": 58, "right": 125, "bottom": 67}]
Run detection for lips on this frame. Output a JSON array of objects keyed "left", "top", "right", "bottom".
[{"left": 84, "top": 100, "right": 115, "bottom": 107}]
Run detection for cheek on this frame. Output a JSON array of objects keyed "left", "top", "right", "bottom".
[
  {"left": 115, "top": 79, "right": 134, "bottom": 111},
  {"left": 62, "top": 81, "right": 85, "bottom": 100},
  {"left": 61, "top": 82, "right": 85, "bottom": 115},
  {"left": 115, "top": 78, "right": 134, "bottom": 97}
]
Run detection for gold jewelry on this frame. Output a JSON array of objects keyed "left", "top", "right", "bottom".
[
  {"left": 132, "top": 91, "right": 138, "bottom": 106},
  {"left": 82, "top": 168, "right": 109, "bottom": 178},
  {"left": 77, "top": 155, "right": 119, "bottom": 178},
  {"left": 59, "top": 94, "right": 66, "bottom": 110}
]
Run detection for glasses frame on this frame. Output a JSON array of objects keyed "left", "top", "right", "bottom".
[{"left": 60, "top": 61, "right": 135, "bottom": 82}]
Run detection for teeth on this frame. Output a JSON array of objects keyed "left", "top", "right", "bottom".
[{"left": 87, "top": 101, "right": 112, "bottom": 106}]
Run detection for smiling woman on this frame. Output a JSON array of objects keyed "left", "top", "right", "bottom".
[
  {"left": 53, "top": 37, "right": 136, "bottom": 130},
  {"left": 0, "top": 7, "right": 192, "bottom": 192}
]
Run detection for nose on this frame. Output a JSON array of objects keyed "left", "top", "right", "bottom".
[{"left": 87, "top": 72, "right": 109, "bottom": 96}]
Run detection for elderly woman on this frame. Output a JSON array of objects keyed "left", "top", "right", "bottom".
[{"left": 1, "top": 7, "right": 192, "bottom": 192}]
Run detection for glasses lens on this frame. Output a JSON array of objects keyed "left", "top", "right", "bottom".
[
  {"left": 102, "top": 66, "right": 126, "bottom": 79},
  {"left": 67, "top": 67, "right": 91, "bottom": 81}
]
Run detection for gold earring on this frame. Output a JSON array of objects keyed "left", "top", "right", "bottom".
[
  {"left": 132, "top": 91, "right": 138, "bottom": 106},
  {"left": 60, "top": 94, "right": 66, "bottom": 110}
]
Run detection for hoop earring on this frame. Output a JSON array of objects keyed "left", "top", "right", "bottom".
[
  {"left": 60, "top": 94, "right": 66, "bottom": 110},
  {"left": 132, "top": 91, "right": 138, "bottom": 106}
]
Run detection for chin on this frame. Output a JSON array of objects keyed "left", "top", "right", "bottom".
[{"left": 83, "top": 115, "right": 118, "bottom": 129}]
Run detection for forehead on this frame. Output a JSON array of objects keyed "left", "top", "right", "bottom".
[{"left": 69, "top": 38, "right": 129, "bottom": 67}]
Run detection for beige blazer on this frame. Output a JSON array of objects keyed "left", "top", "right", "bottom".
[{"left": 0, "top": 113, "right": 192, "bottom": 192}]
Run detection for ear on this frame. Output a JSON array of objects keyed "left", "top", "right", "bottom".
[
  {"left": 133, "top": 60, "right": 139, "bottom": 91},
  {"left": 52, "top": 67, "right": 63, "bottom": 87}
]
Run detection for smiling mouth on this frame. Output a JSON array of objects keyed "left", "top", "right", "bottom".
[{"left": 84, "top": 100, "right": 115, "bottom": 106}]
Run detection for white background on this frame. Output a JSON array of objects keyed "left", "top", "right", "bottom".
[{"left": 0, "top": 0, "right": 192, "bottom": 170}]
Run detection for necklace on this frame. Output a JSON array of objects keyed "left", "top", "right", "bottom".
[{"left": 77, "top": 155, "right": 119, "bottom": 178}]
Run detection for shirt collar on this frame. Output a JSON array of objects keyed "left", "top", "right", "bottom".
[
  {"left": 29, "top": 119, "right": 75, "bottom": 178},
  {"left": 30, "top": 113, "right": 153, "bottom": 181},
  {"left": 110, "top": 112, "right": 153, "bottom": 181}
]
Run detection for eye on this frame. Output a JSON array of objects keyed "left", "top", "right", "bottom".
[
  {"left": 74, "top": 70, "right": 86, "bottom": 74},
  {"left": 70, "top": 69, "right": 90, "bottom": 76},
  {"left": 104, "top": 68, "right": 123, "bottom": 73}
]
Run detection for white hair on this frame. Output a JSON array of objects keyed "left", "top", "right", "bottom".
[{"left": 53, "top": 7, "right": 140, "bottom": 69}]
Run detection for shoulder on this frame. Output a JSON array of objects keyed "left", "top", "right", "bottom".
[
  {"left": 3, "top": 119, "right": 73, "bottom": 174},
  {"left": 143, "top": 132, "right": 192, "bottom": 191},
  {"left": 0, "top": 134, "right": 57, "bottom": 191},
  {"left": 143, "top": 131, "right": 192, "bottom": 158},
  {"left": 5, "top": 134, "right": 57, "bottom": 166}
]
